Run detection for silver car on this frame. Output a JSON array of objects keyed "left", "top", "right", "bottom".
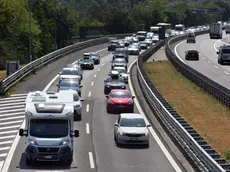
[
  {"left": 59, "top": 67, "right": 82, "bottom": 83},
  {"left": 58, "top": 90, "right": 84, "bottom": 121},
  {"left": 113, "top": 66, "right": 128, "bottom": 83},
  {"left": 114, "top": 113, "right": 151, "bottom": 147},
  {"left": 128, "top": 45, "right": 140, "bottom": 55}
]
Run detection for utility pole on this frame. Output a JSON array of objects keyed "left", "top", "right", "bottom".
[{"left": 29, "top": 0, "right": 32, "bottom": 62}]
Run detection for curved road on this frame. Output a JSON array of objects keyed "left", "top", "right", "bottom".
[
  {"left": 174, "top": 32, "right": 230, "bottom": 90},
  {"left": 6, "top": 45, "right": 181, "bottom": 172}
]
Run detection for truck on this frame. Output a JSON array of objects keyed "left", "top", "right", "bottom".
[
  {"left": 209, "top": 23, "right": 222, "bottom": 39},
  {"left": 19, "top": 91, "right": 79, "bottom": 165}
]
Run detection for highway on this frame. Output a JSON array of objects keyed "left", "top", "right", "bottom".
[
  {"left": 174, "top": 32, "right": 230, "bottom": 89},
  {"left": 5, "top": 45, "right": 181, "bottom": 172}
]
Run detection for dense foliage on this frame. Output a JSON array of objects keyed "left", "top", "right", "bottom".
[{"left": 0, "top": 0, "right": 229, "bottom": 69}]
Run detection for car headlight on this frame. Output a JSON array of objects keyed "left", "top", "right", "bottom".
[
  {"left": 127, "top": 100, "right": 133, "bottom": 105},
  {"left": 145, "top": 132, "right": 149, "bottom": 136},
  {"left": 106, "top": 85, "right": 110, "bottom": 88},
  {"left": 29, "top": 139, "right": 38, "bottom": 145},
  {"left": 74, "top": 104, "right": 81, "bottom": 108},
  {"left": 60, "top": 140, "right": 69, "bottom": 145},
  {"left": 119, "top": 132, "right": 123, "bottom": 135}
]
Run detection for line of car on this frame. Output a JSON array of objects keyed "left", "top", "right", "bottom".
[{"left": 105, "top": 35, "right": 156, "bottom": 147}]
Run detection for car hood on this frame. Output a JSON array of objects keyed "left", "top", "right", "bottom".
[
  {"left": 110, "top": 98, "right": 132, "bottom": 104},
  {"left": 128, "top": 48, "right": 138, "bottom": 50},
  {"left": 106, "top": 82, "right": 126, "bottom": 86},
  {"left": 60, "top": 75, "right": 81, "bottom": 79},
  {"left": 119, "top": 127, "right": 148, "bottom": 134}
]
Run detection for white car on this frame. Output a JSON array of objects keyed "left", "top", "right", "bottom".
[
  {"left": 114, "top": 113, "right": 151, "bottom": 147},
  {"left": 152, "top": 36, "right": 159, "bottom": 43},
  {"left": 59, "top": 67, "right": 82, "bottom": 83},
  {"left": 113, "top": 66, "right": 129, "bottom": 83},
  {"left": 145, "top": 38, "right": 153, "bottom": 46},
  {"left": 58, "top": 90, "right": 84, "bottom": 121}
]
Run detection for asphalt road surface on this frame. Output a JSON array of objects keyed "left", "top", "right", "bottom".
[
  {"left": 174, "top": 32, "right": 230, "bottom": 90},
  {"left": 6, "top": 48, "right": 179, "bottom": 172}
]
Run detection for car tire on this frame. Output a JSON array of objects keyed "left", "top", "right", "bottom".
[
  {"left": 115, "top": 135, "right": 120, "bottom": 147},
  {"left": 26, "top": 157, "right": 35, "bottom": 165},
  {"left": 63, "top": 155, "right": 73, "bottom": 166},
  {"left": 145, "top": 143, "right": 150, "bottom": 148}
]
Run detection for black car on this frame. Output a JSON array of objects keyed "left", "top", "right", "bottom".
[
  {"left": 104, "top": 71, "right": 126, "bottom": 94},
  {"left": 111, "top": 58, "right": 127, "bottom": 70},
  {"left": 108, "top": 40, "right": 119, "bottom": 51},
  {"left": 112, "top": 48, "right": 129, "bottom": 62},
  {"left": 79, "top": 58, "right": 94, "bottom": 69},
  {"left": 84, "top": 52, "right": 100, "bottom": 65},
  {"left": 57, "top": 78, "right": 82, "bottom": 97},
  {"left": 185, "top": 49, "right": 199, "bottom": 60}
]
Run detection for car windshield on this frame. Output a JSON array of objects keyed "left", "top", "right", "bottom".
[
  {"left": 110, "top": 91, "right": 131, "bottom": 98},
  {"left": 115, "top": 49, "right": 127, "bottom": 54},
  {"left": 82, "top": 59, "right": 92, "bottom": 62},
  {"left": 106, "top": 76, "right": 125, "bottom": 83},
  {"left": 89, "top": 52, "right": 97, "bottom": 56},
  {"left": 120, "top": 118, "right": 146, "bottom": 127},
  {"left": 60, "top": 80, "right": 79, "bottom": 87},
  {"left": 30, "top": 119, "right": 68, "bottom": 138},
  {"left": 91, "top": 55, "right": 98, "bottom": 58},
  {"left": 110, "top": 41, "right": 118, "bottom": 44},
  {"left": 61, "top": 69, "right": 80, "bottom": 75},
  {"left": 73, "top": 94, "right": 79, "bottom": 101},
  {"left": 113, "top": 68, "right": 127, "bottom": 73},
  {"left": 222, "top": 49, "right": 230, "bottom": 53}
]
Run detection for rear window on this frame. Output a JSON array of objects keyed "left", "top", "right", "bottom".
[{"left": 188, "top": 50, "right": 198, "bottom": 55}]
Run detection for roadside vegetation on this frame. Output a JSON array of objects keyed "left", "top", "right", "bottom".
[{"left": 144, "top": 61, "right": 230, "bottom": 160}]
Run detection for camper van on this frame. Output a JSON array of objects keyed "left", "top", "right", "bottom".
[{"left": 19, "top": 91, "right": 79, "bottom": 165}]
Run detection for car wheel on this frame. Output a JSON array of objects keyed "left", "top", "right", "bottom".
[
  {"left": 26, "top": 157, "right": 35, "bottom": 165},
  {"left": 115, "top": 135, "right": 120, "bottom": 147}
]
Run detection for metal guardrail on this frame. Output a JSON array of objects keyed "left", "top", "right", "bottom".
[
  {"left": 134, "top": 31, "right": 230, "bottom": 171},
  {"left": 0, "top": 37, "right": 109, "bottom": 94},
  {"left": 72, "top": 33, "right": 134, "bottom": 40},
  {"left": 0, "top": 33, "right": 134, "bottom": 94}
]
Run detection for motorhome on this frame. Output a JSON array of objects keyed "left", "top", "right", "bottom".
[
  {"left": 19, "top": 91, "right": 79, "bottom": 165},
  {"left": 175, "top": 24, "right": 185, "bottom": 35}
]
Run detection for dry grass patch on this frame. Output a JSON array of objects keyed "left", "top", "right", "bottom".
[
  {"left": 144, "top": 61, "right": 230, "bottom": 159},
  {"left": 0, "top": 70, "right": 6, "bottom": 80}
]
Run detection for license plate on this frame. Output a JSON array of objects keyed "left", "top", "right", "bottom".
[
  {"left": 130, "top": 138, "right": 138, "bottom": 141},
  {"left": 44, "top": 156, "right": 52, "bottom": 159}
]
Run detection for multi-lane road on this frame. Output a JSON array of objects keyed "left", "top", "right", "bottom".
[
  {"left": 174, "top": 32, "right": 230, "bottom": 89},
  {"left": 0, "top": 42, "right": 188, "bottom": 172}
]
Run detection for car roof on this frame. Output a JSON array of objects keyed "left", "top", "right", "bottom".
[
  {"left": 113, "top": 66, "right": 126, "bottom": 69},
  {"left": 110, "top": 70, "right": 120, "bottom": 75},
  {"left": 120, "top": 113, "right": 143, "bottom": 119},
  {"left": 114, "top": 58, "right": 126, "bottom": 61},
  {"left": 111, "top": 89, "right": 129, "bottom": 93}
]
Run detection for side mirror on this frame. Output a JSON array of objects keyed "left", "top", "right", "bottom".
[
  {"left": 106, "top": 95, "right": 109, "bottom": 99},
  {"left": 132, "top": 96, "right": 135, "bottom": 99},
  {"left": 74, "top": 130, "right": 79, "bottom": 138},
  {"left": 80, "top": 99, "right": 84, "bottom": 102},
  {"left": 216, "top": 51, "right": 219, "bottom": 54},
  {"left": 56, "top": 84, "right": 59, "bottom": 87},
  {"left": 114, "top": 123, "right": 119, "bottom": 127},
  {"left": 19, "top": 129, "right": 28, "bottom": 137},
  {"left": 127, "top": 72, "right": 130, "bottom": 74},
  {"left": 147, "top": 124, "right": 151, "bottom": 127},
  {"left": 58, "top": 72, "right": 61, "bottom": 75},
  {"left": 80, "top": 85, "right": 83, "bottom": 88},
  {"left": 112, "top": 52, "right": 114, "bottom": 54},
  {"left": 104, "top": 80, "right": 107, "bottom": 82}
]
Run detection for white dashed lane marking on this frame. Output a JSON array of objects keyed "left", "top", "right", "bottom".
[
  {"left": 94, "top": 74, "right": 97, "bottom": 78},
  {"left": 214, "top": 65, "right": 218, "bottom": 68},
  {"left": 224, "top": 71, "right": 229, "bottom": 75},
  {"left": 88, "top": 91, "right": 91, "bottom": 97},
  {"left": 91, "top": 82, "right": 94, "bottom": 86}
]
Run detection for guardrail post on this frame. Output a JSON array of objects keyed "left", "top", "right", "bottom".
[{"left": 0, "top": 80, "right": 4, "bottom": 95}]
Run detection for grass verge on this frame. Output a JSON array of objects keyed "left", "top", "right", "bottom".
[{"left": 144, "top": 61, "right": 230, "bottom": 160}]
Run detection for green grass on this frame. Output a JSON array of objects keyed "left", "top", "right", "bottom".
[{"left": 144, "top": 61, "right": 230, "bottom": 160}]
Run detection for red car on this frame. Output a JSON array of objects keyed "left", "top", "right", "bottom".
[{"left": 106, "top": 89, "right": 135, "bottom": 113}]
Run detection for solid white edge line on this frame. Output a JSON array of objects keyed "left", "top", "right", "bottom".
[
  {"left": 88, "top": 152, "right": 95, "bottom": 168},
  {"left": 128, "top": 60, "right": 183, "bottom": 172},
  {"left": 86, "top": 123, "right": 90, "bottom": 134},
  {"left": 2, "top": 47, "right": 107, "bottom": 172},
  {"left": 88, "top": 91, "right": 91, "bottom": 97},
  {"left": 174, "top": 41, "right": 186, "bottom": 64},
  {"left": 86, "top": 104, "right": 89, "bottom": 112}
]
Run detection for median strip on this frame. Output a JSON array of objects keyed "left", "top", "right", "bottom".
[{"left": 144, "top": 60, "right": 230, "bottom": 160}]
